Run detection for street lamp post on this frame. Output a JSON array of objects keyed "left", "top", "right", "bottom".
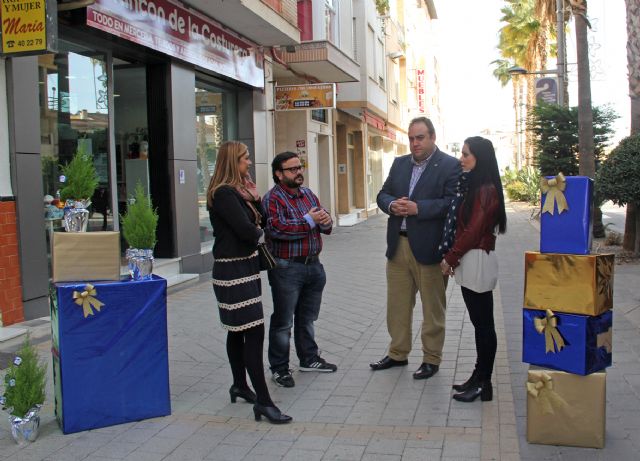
[
  {"left": 507, "top": 65, "right": 566, "bottom": 169},
  {"left": 556, "top": 0, "right": 566, "bottom": 108}
]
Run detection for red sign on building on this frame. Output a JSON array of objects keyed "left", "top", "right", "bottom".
[
  {"left": 86, "top": 0, "right": 264, "bottom": 88},
  {"left": 416, "top": 69, "right": 426, "bottom": 114}
]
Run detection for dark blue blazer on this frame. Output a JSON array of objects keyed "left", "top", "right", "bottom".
[{"left": 377, "top": 149, "right": 461, "bottom": 265}]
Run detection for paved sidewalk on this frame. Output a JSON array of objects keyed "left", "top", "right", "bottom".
[{"left": 0, "top": 204, "right": 639, "bottom": 460}]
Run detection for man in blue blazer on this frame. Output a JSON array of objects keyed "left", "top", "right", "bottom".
[{"left": 371, "top": 117, "right": 461, "bottom": 379}]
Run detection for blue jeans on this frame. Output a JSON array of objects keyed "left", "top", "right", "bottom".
[{"left": 267, "top": 258, "right": 326, "bottom": 372}]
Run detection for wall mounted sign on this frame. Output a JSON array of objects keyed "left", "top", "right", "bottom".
[
  {"left": 275, "top": 83, "right": 336, "bottom": 111},
  {"left": 416, "top": 69, "right": 426, "bottom": 113},
  {"left": 0, "top": 0, "right": 57, "bottom": 55},
  {"left": 86, "top": 0, "right": 264, "bottom": 88}
]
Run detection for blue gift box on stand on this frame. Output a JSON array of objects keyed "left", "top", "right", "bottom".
[
  {"left": 522, "top": 308, "right": 612, "bottom": 376},
  {"left": 540, "top": 175, "right": 593, "bottom": 255},
  {"left": 51, "top": 275, "right": 171, "bottom": 434}
]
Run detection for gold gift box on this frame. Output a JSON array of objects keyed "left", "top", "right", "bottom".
[
  {"left": 52, "top": 231, "right": 121, "bottom": 282},
  {"left": 527, "top": 369, "right": 605, "bottom": 448},
  {"left": 524, "top": 251, "right": 614, "bottom": 316}
]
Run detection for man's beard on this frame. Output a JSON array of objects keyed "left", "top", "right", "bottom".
[{"left": 282, "top": 175, "right": 304, "bottom": 188}]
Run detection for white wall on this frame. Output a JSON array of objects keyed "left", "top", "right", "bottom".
[{"left": 0, "top": 59, "right": 12, "bottom": 197}]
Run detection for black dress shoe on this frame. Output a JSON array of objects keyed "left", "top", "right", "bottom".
[
  {"left": 413, "top": 363, "right": 439, "bottom": 380},
  {"left": 453, "top": 380, "right": 492, "bottom": 402},
  {"left": 229, "top": 385, "right": 256, "bottom": 404},
  {"left": 452, "top": 369, "right": 478, "bottom": 392},
  {"left": 370, "top": 356, "right": 409, "bottom": 370},
  {"left": 253, "top": 404, "right": 292, "bottom": 424}
]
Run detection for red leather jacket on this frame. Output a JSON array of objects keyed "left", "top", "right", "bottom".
[{"left": 444, "top": 184, "right": 499, "bottom": 268}]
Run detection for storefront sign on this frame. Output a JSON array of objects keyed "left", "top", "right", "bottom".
[
  {"left": 0, "top": 0, "right": 57, "bottom": 55},
  {"left": 416, "top": 69, "right": 426, "bottom": 113},
  {"left": 86, "top": 0, "right": 264, "bottom": 88},
  {"left": 275, "top": 83, "right": 336, "bottom": 111},
  {"left": 362, "top": 109, "right": 385, "bottom": 131}
]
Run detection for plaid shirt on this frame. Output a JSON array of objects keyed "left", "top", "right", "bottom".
[{"left": 263, "top": 183, "right": 332, "bottom": 259}]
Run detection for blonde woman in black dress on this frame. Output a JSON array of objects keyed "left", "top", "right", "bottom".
[{"left": 207, "top": 141, "right": 291, "bottom": 424}]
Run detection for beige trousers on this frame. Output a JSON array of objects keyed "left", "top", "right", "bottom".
[{"left": 386, "top": 236, "right": 448, "bottom": 364}]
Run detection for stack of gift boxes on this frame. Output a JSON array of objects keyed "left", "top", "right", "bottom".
[
  {"left": 522, "top": 175, "right": 613, "bottom": 449},
  {"left": 50, "top": 232, "right": 171, "bottom": 434}
]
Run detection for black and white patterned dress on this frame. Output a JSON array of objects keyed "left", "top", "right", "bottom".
[
  {"left": 209, "top": 186, "right": 264, "bottom": 331},
  {"left": 212, "top": 252, "right": 263, "bottom": 331}
]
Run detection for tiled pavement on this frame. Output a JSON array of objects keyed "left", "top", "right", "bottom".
[{"left": 1, "top": 203, "right": 639, "bottom": 460}]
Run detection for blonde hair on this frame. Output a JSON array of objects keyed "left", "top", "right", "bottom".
[{"left": 206, "top": 141, "right": 248, "bottom": 208}]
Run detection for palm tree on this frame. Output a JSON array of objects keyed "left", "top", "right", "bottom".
[
  {"left": 535, "top": 0, "right": 568, "bottom": 106},
  {"left": 496, "top": 0, "right": 548, "bottom": 166},
  {"left": 568, "top": 0, "right": 606, "bottom": 237},
  {"left": 623, "top": 0, "right": 640, "bottom": 251},
  {"left": 493, "top": 59, "right": 522, "bottom": 167}
]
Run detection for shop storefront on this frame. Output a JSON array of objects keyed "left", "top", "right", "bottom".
[{"left": 9, "top": 1, "right": 268, "bottom": 320}]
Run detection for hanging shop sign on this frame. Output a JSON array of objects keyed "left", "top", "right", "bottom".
[
  {"left": 535, "top": 77, "right": 558, "bottom": 105},
  {"left": 0, "top": 0, "right": 57, "bottom": 56},
  {"left": 86, "top": 0, "right": 264, "bottom": 88},
  {"left": 416, "top": 69, "right": 426, "bottom": 113},
  {"left": 275, "top": 83, "right": 336, "bottom": 111}
]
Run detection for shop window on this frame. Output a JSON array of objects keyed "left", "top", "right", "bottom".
[
  {"left": 39, "top": 47, "right": 112, "bottom": 275},
  {"left": 113, "top": 62, "right": 149, "bottom": 230},
  {"left": 367, "top": 135, "right": 383, "bottom": 208},
  {"left": 311, "top": 109, "right": 327, "bottom": 123},
  {"left": 195, "top": 82, "right": 238, "bottom": 247}
]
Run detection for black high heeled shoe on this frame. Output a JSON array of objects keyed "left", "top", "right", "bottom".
[
  {"left": 253, "top": 404, "right": 292, "bottom": 424},
  {"left": 452, "top": 369, "right": 478, "bottom": 392},
  {"left": 452, "top": 380, "right": 493, "bottom": 402},
  {"left": 229, "top": 385, "right": 256, "bottom": 404}
]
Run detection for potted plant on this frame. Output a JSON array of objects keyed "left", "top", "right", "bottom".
[
  {"left": 1, "top": 336, "right": 47, "bottom": 445},
  {"left": 59, "top": 147, "right": 99, "bottom": 232},
  {"left": 121, "top": 182, "right": 159, "bottom": 280}
]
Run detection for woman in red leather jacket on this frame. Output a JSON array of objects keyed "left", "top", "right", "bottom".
[{"left": 439, "top": 136, "right": 507, "bottom": 403}]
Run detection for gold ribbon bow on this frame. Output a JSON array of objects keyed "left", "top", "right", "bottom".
[
  {"left": 527, "top": 372, "right": 569, "bottom": 415},
  {"left": 72, "top": 284, "right": 105, "bottom": 318},
  {"left": 540, "top": 173, "right": 569, "bottom": 215},
  {"left": 534, "top": 309, "right": 566, "bottom": 353},
  {"left": 597, "top": 327, "right": 612, "bottom": 353}
]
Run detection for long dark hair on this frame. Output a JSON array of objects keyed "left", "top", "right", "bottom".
[{"left": 462, "top": 136, "right": 507, "bottom": 234}]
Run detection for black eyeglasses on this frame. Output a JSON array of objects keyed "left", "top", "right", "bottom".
[{"left": 281, "top": 166, "right": 304, "bottom": 173}]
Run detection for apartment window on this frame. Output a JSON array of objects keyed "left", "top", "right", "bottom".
[
  {"left": 367, "top": 25, "right": 375, "bottom": 79},
  {"left": 377, "top": 38, "right": 385, "bottom": 88},
  {"left": 352, "top": 17, "right": 357, "bottom": 60},
  {"left": 325, "top": 0, "right": 340, "bottom": 46},
  {"left": 391, "top": 60, "right": 400, "bottom": 103}
]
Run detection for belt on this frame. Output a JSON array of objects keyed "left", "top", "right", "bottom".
[
  {"left": 399, "top": 230, "right": 408, "bottom": 237},
  {"left": 290, "top": 255, "right": 320, "bottom": 264}
]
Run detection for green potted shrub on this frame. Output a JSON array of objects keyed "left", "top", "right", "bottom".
[
  {"left": 1, "top": 336, "right": 47, "bottom": 444},
  {"left": 121, "top": 182, "right": 159, "bottom": 280},
  {"left": 59, "top": 148, "right": 99, "bottom": 232}
]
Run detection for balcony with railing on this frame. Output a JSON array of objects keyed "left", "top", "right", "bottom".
[
  {"left": 261, "top": 0, "right": 298, "bottom": 27},
  {"left": 272, "top": 0, "right": 359, "bottom": 83},
  {"left": 186, "top": 0, "right": 300, "bottom": 46}
]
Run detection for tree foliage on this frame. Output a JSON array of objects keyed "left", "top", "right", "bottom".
[
  {"left": 596, "top": 133, "right": 640, "bottom": 207},
  {"left": 527, "top": 102, "right": 618, "bottom": 176},
  {"left": 59, "top": 148, "right": 99, "bottom": 201},
  {"left": 121, "top": 183, "right": 159, "bottom": 250},
  {"left": 2, "top": 336, "right": 47, "bottom": 417}
]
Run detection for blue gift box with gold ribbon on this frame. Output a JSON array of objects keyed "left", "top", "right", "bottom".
[
  {"left": 50, "top": 276, "right": 171, "bottom": 434},
  {"left": 540, "top": 175, "right": 593, "bottom": 255},
  {"left": 522, "top": 308, "right": 612, "bottom": 375}
]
